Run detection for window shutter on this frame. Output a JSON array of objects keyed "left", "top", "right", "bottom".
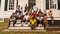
[
  {"left": 4, "top": 0, "right": 8, "bottom": 11},
  {"left": 58, "top": 0, "right": 60, "bottom": 10},
  {"left": 46, "top": 0, "right": 49, "bottom": 10},
  {"left": 0, "top": 0, "right": 1, "bottom": 10}
]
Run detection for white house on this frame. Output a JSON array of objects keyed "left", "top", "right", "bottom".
[{"left": 0, "top": 0, "right": 60, "bottom": 22}]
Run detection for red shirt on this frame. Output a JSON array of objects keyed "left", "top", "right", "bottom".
[
  {"left": 49, "top": 12, "right": 52, "bottom": 16},
  {"left": 34, "top": 13, "right": 38, "bottom": 17}
]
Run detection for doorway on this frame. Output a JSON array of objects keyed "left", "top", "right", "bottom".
[{"left": 28, "top": 0, "right": 36, "bottom": 9}]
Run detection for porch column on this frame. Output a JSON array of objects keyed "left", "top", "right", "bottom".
[
  {"left": 1, "top": 0, "right": 5, "bottom": 11},
  {"left": 14, "top": 0, "right": 17, "bottom": 12}
]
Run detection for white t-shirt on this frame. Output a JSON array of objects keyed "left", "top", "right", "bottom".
[
  {"left": 37, "top": 16, "right": 43, "bottom": 19},
  {"left": 29, "top": 9, "right": 34, "bottom": 13},
  {"left": 41, "top": 17, "right": 43, "bottom": 19},
  {"left": 37, "top": 17, "right": 40, "bottom": 19},
  {"left": 22, "top": 12, "right": 27, "bottom": 15},
  {"left": 32, "top": 9, "right": 34, "bottom": 13},
  {"left": 24, "top": 15, "right": 30, "bottom": 20},
  {"left": 16, "top": 12, "right": 19, "bottom": 15},
  {"left": 33, "top": 6, "right": 37, "bottom": 11}
]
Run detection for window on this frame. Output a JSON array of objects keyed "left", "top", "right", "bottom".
[
  {"left": 0, "top": 0, "right": 1, "bottom": 10},
  {"left": 4, "top": 0, "right": 8, "bottom": 11},
  {"left": 50, "top": 0, "right": 56, "bottom": 9},
  {"left": 58, "top": 0, "right": 60, "bottom": 10},
  {"left": 9, "top": 0, "right": 14, "bottom": 10},
  {"left": 46, "top": 0, "right": 57, "bottom": 9}
]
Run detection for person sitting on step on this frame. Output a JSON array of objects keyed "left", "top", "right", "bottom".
[
  {"left": 37, "top": 13, "right": 44, "bottom": 26},
  {"left": 8, "top": 13, "right": 16, "bottom": 27},
  {"left": 48, "top": 10, "right": 54, "bottom": 24},
  {"left": 34, "top": 11, "right": 38, "bottom": 19},
  {"left": 29, "top": 17, "right": 37, "bottom": 30},
  {"left": 23, "top": 13, "right": 30, "bottom": 24},
  {"left": 30, "top": 13, "right": 34, "bottom": 19}
]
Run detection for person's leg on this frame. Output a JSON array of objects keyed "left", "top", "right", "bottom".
[
  {"left": 8, "top": 21, "right": 10, "bottom": 27},
  {"left": 41, "top": 20, "right": 44, "bottom": 26},
  {"left": 27, "top": 20, "right": 30, "bottom": 25},
  {"left": 24, "top": 20, "right": 26, "bottom": 24},
  {"left": 43, "top": 21, "right": 46, "bottom": 28},
  {"left": 29, "top": 24, "right": 33, "bottom": 30},
  {"left": 33, "top": 25, "right": 36, "bottom": 30},
  {"left": 32, "top": 23, "right": 37, "bottom": 30},
  {"left": 37, "top": 20, "right": 40, "bottom": 26},
  {"left": 31, "top": 25, "right": 34, "bottom": 30},
  {"left": 13, "top": 20, "right": 16, "bottom": 27},
  {"left": 44, "top": 23, "right": 46, "bottom": 29},
  {"left": 20, "top": 15, "right": 24, "bottom": 23}
]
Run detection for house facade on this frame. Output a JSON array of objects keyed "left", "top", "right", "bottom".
[{"left": 0, "top": 0, "right": 60, "bottom": 22}]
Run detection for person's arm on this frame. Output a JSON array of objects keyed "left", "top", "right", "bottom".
[
  {"left": 23, "top": 16, "right": 25, "bottom": 20},
  {"left": 48, "top": 12, "right": 50, "bottom": 16},
  {"left": 28, "top": 15, "right": 30, "bottom": 20},
  {"left": 46, "top": 12, "right": 47, "bottom": 16},
  {"left": 34, "top": 20, "right": 37, "bottom": 26}
]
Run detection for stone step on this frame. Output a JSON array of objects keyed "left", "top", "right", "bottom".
[
  {"left": 15, "top": 24, "right": 29, "bottom": 27},
  {"left": 47, "top": 18, "right": 60, "bottom": 20},
  {"left": 15, "top": 24, "right": 22, "bottom": 27},
  {"left": 16, "top": 20, "right": 21, "bottom": 24},
  {"left": 16, "top": 22, "right": 21, "bottom": 24},
  {"left": 17, "top": 20, "right": 21, "bottom": 22},
  {"left": 10, "top": 22, "right": 13, "bottom": 24},
  {"left": 38, "top": 24, "right": 43, "bottom": 27},
  {"left": 10, "top": 24, "right": 43, "bottom": 27},
  {"left": 8, "top": 27, "right": 31, "bottom": 30},
  {"left": 35, "top": 27, "right": 44, "bottom": 30},
  {"left": 8, "top": 27, "right": 44, "bottom": 30}
]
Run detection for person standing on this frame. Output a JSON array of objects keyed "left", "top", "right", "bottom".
[
  {"left": 29, "top": 7, "right": 34, "bottom": 14},
  {"left": 9, "top": 13, "right": 16, "bottom": 27},
  {"left": 17, "top": 5, "right": 21, "bottom": 11},
  {"left": 33, "top": 4, "right": 37, "bottom": 12},
  {"left": 23, "top": 13, "right": 30, "bottom": 24},
  {"left": 25, "top": 4, "right": 28, "bottom": 12}
]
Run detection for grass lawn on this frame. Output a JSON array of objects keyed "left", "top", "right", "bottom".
[
  {"left": 0, "top": 31, "right": 60, "bottom": 34},
  {"left": 0, "top": 22, "right": 60, "bottom": 34},
  {"left": 0, "top": 22, "right": 8, "bottom": 32}
]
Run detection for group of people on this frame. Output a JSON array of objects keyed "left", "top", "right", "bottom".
[{"left": 8, "top": 4, "right": 54, "bottom": 29}]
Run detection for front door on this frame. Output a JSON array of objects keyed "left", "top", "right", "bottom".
[{"left": 28, "top": 0, "right": 36, "bottom": 9}]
